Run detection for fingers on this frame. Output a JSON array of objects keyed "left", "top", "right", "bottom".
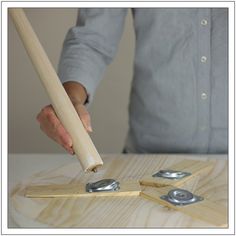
[
  {"left": 36, "top": 105, "right": 74, "bottom": 155},
  {"left": 36, "top": 103, "right": 93, "bottom": 156}
]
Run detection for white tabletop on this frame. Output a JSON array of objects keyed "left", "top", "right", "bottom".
[{"left": 8, "top": 153, "right": 72, "bottom": 227}]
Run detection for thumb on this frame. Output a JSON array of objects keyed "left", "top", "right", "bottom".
[{"left": 75, "top": 104, "right": 93, "bottom": 132}]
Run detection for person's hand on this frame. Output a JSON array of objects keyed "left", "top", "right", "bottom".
[{"left": 36, "top": 82, "right": 92, "bottom": 155}]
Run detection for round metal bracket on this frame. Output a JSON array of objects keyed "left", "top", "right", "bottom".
[
  {"left": 160, "top": 188, "right": 204, "bottom": 206},
  {"left": 86, "top": 179, "right": 120, "bottom": 193},
  {"left": 152, "top": 170, "right": 191, "bottom": 179}
]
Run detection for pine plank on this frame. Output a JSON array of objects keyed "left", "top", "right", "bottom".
[
  {"left": 141, "top": 185, "right": 227, "bottom": 227},
  {"left": 140, "top": 159, "right": 214, "bottom": 187},
  {"left": 25, "top": 180, "right": 141, "bottom": 198}
]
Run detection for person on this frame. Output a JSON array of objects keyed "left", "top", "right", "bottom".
[{"left": 37, "top": 8, "right": 228, "bottom": 155}]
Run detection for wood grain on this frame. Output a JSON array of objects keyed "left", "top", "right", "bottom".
[
  {"left": 10, "top": 154, "right": 228, "bottom": 228},
  {"left": 140, "top": 159, "right": 214, "bottom": 188},
  {"left": 141, "top": 186, "right": 227, "bottom": 227},
  {"left": 9, "top": 8, "right": 103, "bottom": 172},
  {"left": 25, "top": 180, "right": 141, "bottom": 198}
]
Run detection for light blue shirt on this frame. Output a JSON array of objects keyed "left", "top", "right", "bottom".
[{"left": 58, "top": 8, "right": 228, "bottom": 154}]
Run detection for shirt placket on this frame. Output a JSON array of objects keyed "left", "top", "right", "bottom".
[{"left": 196, "top": 9, "right": 211, "bottom": 152}]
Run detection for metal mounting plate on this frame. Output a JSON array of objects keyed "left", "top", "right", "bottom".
[
  {"left": 160, "top": 188, "right": 204, "bottom": 206},
  {"left": 86, "top": 179, "right": 120, "bottom": 193},
  {"left": 152, "top": 170, "right": 191, "bottom": 179}
]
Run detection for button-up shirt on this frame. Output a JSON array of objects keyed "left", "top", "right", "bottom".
[{"left": 58, "top": 8, "right": 228, "bottom": 154}]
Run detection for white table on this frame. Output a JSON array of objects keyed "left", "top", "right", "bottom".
[{"left": 8, "top": 154, "right": 70, "bottom": 227}]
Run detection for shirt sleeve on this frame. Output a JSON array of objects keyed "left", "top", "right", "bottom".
[{"left": 58, "top": 8, "right": 128, "bottom": 104}]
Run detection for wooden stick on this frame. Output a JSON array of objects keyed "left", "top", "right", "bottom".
[
  {"left": 9, "top": 8, "right": 103, "bottom": 172},
  {"left": 25, "top": 180, "right": 141, "bottom": 198},
  {"left": 141, "top": 186, "right": 227, "bottom": 227},
  {"left": 140, "top": 160, "right": 214, "bottom": 188}
]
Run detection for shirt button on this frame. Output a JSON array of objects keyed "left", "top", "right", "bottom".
[
  {"left": 201, "top": 92, "right": 207, "bottom": 100},
  {"left": 201, "top": 19, "right": 208, "bottom": 26},
  {"left": 201, "top": 56, "right": 207, "bottom": 63}
]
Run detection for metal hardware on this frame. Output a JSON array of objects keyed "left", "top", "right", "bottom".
[
  {"left": 160, "top": 188, "right": 204, "bottom": 206},
  {"left": 86, "top": 179, "right": 120, "bottom": 193},
  {"left": 152, "top": 169, "right": 191, "bottom": 179}
]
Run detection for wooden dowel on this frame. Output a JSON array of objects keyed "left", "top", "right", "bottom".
[{"left": 9, "top": 8, "right": 103, "bottom": 172}]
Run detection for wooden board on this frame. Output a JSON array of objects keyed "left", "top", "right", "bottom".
[
  {"left": 141, "top": 186, "right": 227, "bottom": 227},
  {"left": 10, "top": 154, "right": 228, "bottom": 228},
  {"left": 140, "top": 159, "right": 214, "bottom": 188},
  {"left": 25, "top": 180, "right": 141, "bottom": 198}
]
